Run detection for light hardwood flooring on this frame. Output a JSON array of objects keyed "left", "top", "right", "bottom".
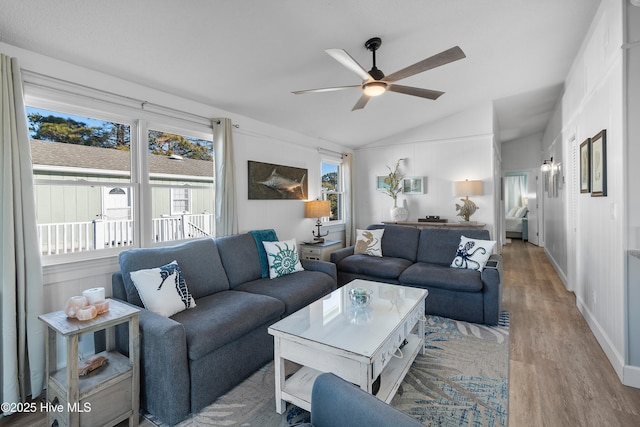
[
  {"left": 504, "top": 240, "right": 640, "bottom": 426},
  {"left": 3, "top": 240, "right": 640, "bottom": 427}
]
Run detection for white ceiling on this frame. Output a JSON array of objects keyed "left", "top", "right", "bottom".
[{"left": 0, "top": 0, "right": 600, "bottom": 149}]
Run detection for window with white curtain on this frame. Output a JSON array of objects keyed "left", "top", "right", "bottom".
[
  {"left": 24, "top": 78, "right": 214, "bottom": 262},
  {"left": 504, "top": 174, "right": 528, "bottom": 214}
]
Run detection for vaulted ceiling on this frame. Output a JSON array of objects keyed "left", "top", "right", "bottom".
[{"left": 0, "top": 0, "right": 600, "bottom": 148}]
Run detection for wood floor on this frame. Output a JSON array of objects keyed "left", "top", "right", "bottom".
[
  {"left": 504, "top": 240, "right": 640, "bottom": 426},
  {"left": 3, "top": 240, "right": 640, "bottom": 427}
]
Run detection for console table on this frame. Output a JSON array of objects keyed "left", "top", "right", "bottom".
[{"left": 383, "top": 221, "right": 486, "bottom": 229}]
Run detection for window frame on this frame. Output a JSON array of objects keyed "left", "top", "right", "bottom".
[
  {"left": 24, "top": 79, "right": 215, "bottom": 264},
  {"left": 320, "top": 159, "right": 345, "bottom": 224}
]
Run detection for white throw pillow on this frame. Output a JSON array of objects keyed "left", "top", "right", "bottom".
[
  {"left": 451, "top": 236, "right": 497, "bottom": 272},
  {"left": 262, "top": 239, "right": 304, "bottom": 278},
  {"left": 515, "top": 206, "right": 528, "bottom": 218},
  {"left": 354, "top": 229, "right": 384, "bottom": 257},
  {"left": 130, "top": 260, "right": 196, "bottom": 317},
  {"left": 507, "top": 206, "right": 519, "bottom": 217}
]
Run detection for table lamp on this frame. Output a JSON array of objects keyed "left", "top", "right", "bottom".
[
  {"left": 305, "top": 200, "right": 331, "bottom": 243},
  {"left": 453, "top": 179, "right": 483, "bottom": 222}
]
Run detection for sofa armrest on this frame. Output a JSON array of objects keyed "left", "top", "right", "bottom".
[
  {"left": 300, "top": 259, "right": 337, "bottom": 284},
  {"left": 481, "top": 254, "right": 503, "bottom": 325},
  {"left": 114, "top": 300, "right": 191, "bottom": 425},
  {"left": 310, "top": 373, "right": 423, "bottom": 427},
  {"left": 330, "top": 245, "right": 355, "bottom": 264}
]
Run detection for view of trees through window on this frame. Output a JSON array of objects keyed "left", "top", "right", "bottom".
[{"left": 321, "top": 162, "right": 342, "bottom": 221}]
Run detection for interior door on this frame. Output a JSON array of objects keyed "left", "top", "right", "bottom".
[{"left": 526, "top": 169, "right": 540, "bottom": 246}]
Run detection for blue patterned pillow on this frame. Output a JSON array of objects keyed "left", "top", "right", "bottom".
[
  {"left": 450, "top": 236, "right": 496, "bottom": 272},
  {"left": 262, "top": 239, "right": 304, "bottom": 279},
  {"left": 130, "top": 260, "right": 196, "bottom": 317}
]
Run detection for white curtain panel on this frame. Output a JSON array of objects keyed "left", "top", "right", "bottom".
[
  {"left": 212, "top": 118, "right": 238, "bottom": 237},
  {"left": 342, "top": 152, "right": 355, "bottom": 246},
  {"left": 504, "top": 175, "right": 527, "bottom": 213},
  {"left": 1, "top": 53, "right": 46, "bottom": 404}
]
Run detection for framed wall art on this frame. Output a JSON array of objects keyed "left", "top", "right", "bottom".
[
  {"left": 402, "top": 176, "right": 426, "bottom": 195},
  {"left": 590, "top": 130, "right": 607, "bottom": 197},
  {"left": 580, "top": 138, "right": 590, "bottom": 193},
  {"left": 248, "top": 160, "right": 308, "bottom": 200}
]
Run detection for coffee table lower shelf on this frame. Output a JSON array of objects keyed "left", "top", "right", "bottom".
[{"left": 280, "top": 334, "right": 422, "bottom": 412}]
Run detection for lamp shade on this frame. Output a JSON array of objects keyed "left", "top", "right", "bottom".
[
  {"left": 453, "top": 180, "right": 483, "bottom": 197},
  {"left": 305, "top": 200, "right": 331, "bottom": 218}
]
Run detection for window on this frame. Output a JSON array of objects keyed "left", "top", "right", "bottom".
[
  {"left": 321, "top": 161, "right": 344, "bottom": 222},
  {"left": 25, "top": 93, "right": 214, "bottom": 260},
  {"left": 28, "top": 107, "right": 135, "bottom": 255},
  {"left": 148, "top": 128, "right": 214, "bottom": 242}
]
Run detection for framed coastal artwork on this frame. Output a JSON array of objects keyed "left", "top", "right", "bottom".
[
  {"left": 402, "top": 177, "right": 426, "bottom": 195},
  {"left": 248, "top": 161, "right": 308, "bottom": 200},
  {"left": 590, "top": 130, "right": 607, "bottom": 197},
  {"left": 580, "top": 138, "right": 590, "bottom": 193}
]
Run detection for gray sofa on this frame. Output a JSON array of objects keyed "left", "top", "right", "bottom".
[
  {"left": 111, "top": 233, "right": 336, "bottom": 425},
  {"left": 298, "top": 373, "right": 423, "bottom": 427},
  {"left": 330, "top": 224, "right": 502, "bottom": 325}
]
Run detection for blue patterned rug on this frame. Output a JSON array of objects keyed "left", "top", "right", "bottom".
[{"left": 145, "top": 312, "right": 509, "bottom": 427}]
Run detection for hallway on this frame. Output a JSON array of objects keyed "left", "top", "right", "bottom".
[{"left": 504, "top": 240, "right": 640, "bottom": 426}]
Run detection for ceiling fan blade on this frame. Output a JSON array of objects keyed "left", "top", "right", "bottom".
[
  {"left": 387, "top": 84, "right": 444, "bottom": 100},
  {"left": 325, "top": 49, "right": 373, "bottom": 82},
  {"left": 292, "top": 85, "right": 360, "bottom": 95},
  {"left": 351, "top": 94, "right": 370, "bottom": 111},
  {"left": 382, "top": 46, "right": 466, "bottom": 83}
]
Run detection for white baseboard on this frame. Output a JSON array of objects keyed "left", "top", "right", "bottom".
[
  {"left": 543, "top": 248, "right": 568, "bottom": 289},
  {"left": 576, "top": 296, "right": 640, "bottom": 388}
]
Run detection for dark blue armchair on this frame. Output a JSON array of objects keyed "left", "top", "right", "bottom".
[{"left": 297, "top": 372, "right": 424, "bottom": 427}]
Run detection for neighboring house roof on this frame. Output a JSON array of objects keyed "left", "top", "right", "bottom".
[{"left": 30, "top": 139, "right": 213, "bottom": 179}]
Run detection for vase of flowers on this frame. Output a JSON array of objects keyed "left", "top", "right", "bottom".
[{"left": 383, "top": 159, "right": 409, "bottom": 221}]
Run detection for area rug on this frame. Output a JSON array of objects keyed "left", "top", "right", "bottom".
[{"left": 144, "top": 312, "right": 509, "bottom": 427}]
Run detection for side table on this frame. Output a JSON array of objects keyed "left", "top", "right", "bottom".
[
  {"left": 38, "top": 298, "right": 140, "bottom": 427},
  {"left": 300, "top": 240, "right": 342, "bottom": 261}
]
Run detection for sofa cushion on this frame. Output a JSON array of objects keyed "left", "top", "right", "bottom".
[
  {"left": 173, "top": 290, "right": 285, "bottom": 361},
  {"left": 216, "top": 233, "right": 264, "bottom": 288},
  {"left": 338, "top": 254, "right": 412, "bottom": 280},
  {"left": 354, "top": 229, "right": 384, "bottom": 256},
  {"left": 119, "top": 238, "right": 230, "bottom": 307},
  {"left": 451, "top": 235, "right": 496, "bottom": 271},
  {"left": 399, "top": 262, "right": 483, "bottom": 292},
  {"left": 130, "top": 260, "right": 196, "bottom": 317},
  {"left": 367, "top": 224, "right": 420, "bottom": 261},
  {"left": 416, "top": 228, "right": 491, "bottom": 265},
  {"left": 234, "top": 270, "right": 335, "bottom": 315},
  {"left": 263, "top": 239, "right": 304, "bottom": 278}
]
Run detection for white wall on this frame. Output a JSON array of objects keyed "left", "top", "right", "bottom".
[
  {"left": 0, "top": 41, "right": 349, "bottom": 314},
  {"left": 353, "top": 103, "right": 498, "bottom": 239},
  {"left": 541, "top": 0, "right": 639, "bottom": 387},
  {"left": 501, "top": 134, "right": 542, "bottom": 172}
]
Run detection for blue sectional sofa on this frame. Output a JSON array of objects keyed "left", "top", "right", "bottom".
[
  {"left": 111, "top": 233, "right": 336, "bottom": 425},
  {"left": 330, "top": 224, "right": 502, "bottom": 325}
]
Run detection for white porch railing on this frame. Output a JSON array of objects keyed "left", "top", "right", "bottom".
[{"left": 38, "top": 214, "right": 214, "bottom": 255}]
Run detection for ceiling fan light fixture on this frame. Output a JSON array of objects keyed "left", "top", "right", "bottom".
[{"left": 362, "top": 81, "right": 387, "bottom": 97}]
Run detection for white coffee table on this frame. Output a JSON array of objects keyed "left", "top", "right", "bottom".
[{"left": 268, "top": 279, "right": 428, "bottom": 413}]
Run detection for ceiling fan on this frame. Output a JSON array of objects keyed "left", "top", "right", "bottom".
[{"left": 293, "top": 37, "right": 466, "bottom": 111}]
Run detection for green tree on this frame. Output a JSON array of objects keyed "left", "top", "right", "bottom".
[
  {"left": 148, "top": 131, "right": 212, "bottom": 161},
  {"left": 28, "top": 113, "right": 108, "bottom": 146}
]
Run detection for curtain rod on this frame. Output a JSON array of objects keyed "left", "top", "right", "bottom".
[
  {"left": 318, "top": 147, "right": 343, "bottom": 158},
  {"left": 23, "top": 70, "right": 217, "bottom": 127}
]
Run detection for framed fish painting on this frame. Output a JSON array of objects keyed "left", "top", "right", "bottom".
[{"left": 248, "top": 160, "right": 308, "bottom": 200}]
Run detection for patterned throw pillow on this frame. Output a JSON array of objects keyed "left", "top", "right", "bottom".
[
  {"left": 450, "top": 236, "right": 497, "bottom": 272},
  {"left": 262, "top": 239, "right": 304, "bottom": 279},
  {"left": 130, "top": 260, "right": 196, "bottom": 317},
  {"left": 354, "top": 229, "right": 384, "bottom": 257}
]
